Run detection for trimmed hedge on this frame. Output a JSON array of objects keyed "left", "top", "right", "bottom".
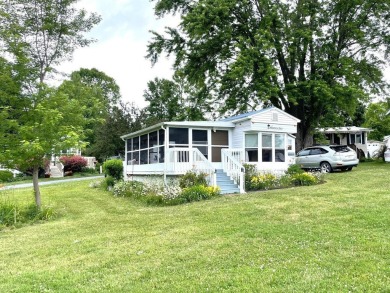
[{"left": 102, "top": 159, "right": 123, "bottom": 180}]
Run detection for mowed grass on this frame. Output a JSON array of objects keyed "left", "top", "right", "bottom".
[{"left": 1, "top": 162, "right": 389, "bottom": 292}]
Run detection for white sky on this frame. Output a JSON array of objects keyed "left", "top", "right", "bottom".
[{"left": 59, "top": 0, "right": 177, "bottom": 108}]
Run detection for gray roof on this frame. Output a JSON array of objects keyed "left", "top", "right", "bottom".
[{"left": 220, "top": 108, "right": 268, "bottom": 122}]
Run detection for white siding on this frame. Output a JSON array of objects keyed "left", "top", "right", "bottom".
[
  {"left": 251, "top": 109, "right": 297, "bottom": 126},
  {"left": 231, "top": 120, "right": 252, "bottom": 148}
]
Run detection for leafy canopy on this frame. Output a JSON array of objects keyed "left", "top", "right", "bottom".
[{"left": 148, "top": 0, "right": 390, "bottom": 148}]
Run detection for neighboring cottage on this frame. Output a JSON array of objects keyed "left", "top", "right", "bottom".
[
  {"left": 121, "top": 107, "right": 300, "bottom": 194},
  {"left": 317, "top": 126, "right": 371, "bottom": 158}
]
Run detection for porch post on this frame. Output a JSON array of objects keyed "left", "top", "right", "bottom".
[{"left": 164, "top": 126, "right": 168, "bottom": 185}]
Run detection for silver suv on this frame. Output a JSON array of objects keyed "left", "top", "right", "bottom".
[{"left": 295, "top": 145, "right": 359, "bottom": 173}]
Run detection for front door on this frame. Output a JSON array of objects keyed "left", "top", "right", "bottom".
[{"left": 211, "top": 130, "right": 229, "bottom": 168}]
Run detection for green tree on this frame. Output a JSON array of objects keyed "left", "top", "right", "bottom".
[
  {"left": 144, "top": 77, "right": 182, "bottom": 122},
  {"left": 143, "top": 76, "right": 208, "bottom": 125},
  {"left": 0, "top": 0, "right": 100, "bottom": 208},
  {"left": 0, "top": 0, "right": 101, "bottom": 84},
  {"left": 58, "top": 68, "right": 122, "bottom": 155},
  {"left": 148, "top": 0, "right": 389, "bottom": 149},
  {"left": 363, "top": 101, "right": 390, "bottom": 141},
  {"left": 90, "top": 102, "right": 141, "bottom": 161}
]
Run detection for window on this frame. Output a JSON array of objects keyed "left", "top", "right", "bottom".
[
  {"left": 275, "top": 134, "right": 285, "bottom": 162},
  {"left": 127, "top": 129, "right": 166, "bottom": 165},
  {"left": 297, "top": 149, "right": 310, "bottom": 156},
  {"left": 272, "top": 113, "right": 278, "bottom": 121},
  {"left": 193, "top": 130, "right": 208, "bottom": 144},
  {"left": 133, "top": 137, "right": 139, "bottom": 150},
  {"left": 140, "top": 149, "right": 148, "bottom": 165},
  {"left": 333, "top": 134, "right": 341, "bottom": 145},
  {"left": 193, "top": 129, "right": 208, "bottom": 158},
  {"left": 140, "top": 134, "right": 148, "bottom": 149},
  {"left": 356, "top": 134, "right": 362, "bottom": 144},
  {"left": 350, "top": 134, "right": 356, "bottom": 144},
  {"left": 287, "top": 137, "right": 293, "bottom": 151},
  {"left": 159, "top": 129, "right": 165, "bottom": 145},
  {"left": 169, "top": 128, "right": 189, "bottom": 145},
  {"left": 262, "top": 134, "right": 272, "bottom": 162},
  {"left": 310, "top": 148, "right": 327, "bottom": 155},
  {"left": 149, "top": 131, "right": 158, "bottom": 148},
  {"left": 245, "top": 134, "right": 258, "bottom": 162},
  {"left": 127, "top": 139, "right": 132, "bottom": 151}
]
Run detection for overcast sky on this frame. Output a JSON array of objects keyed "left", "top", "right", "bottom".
[{"left": 59, "top": 0, "right": 177, "bottom": 108}]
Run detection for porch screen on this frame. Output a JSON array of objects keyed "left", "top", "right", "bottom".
[
  {"left": 169, "top": 128, "right": 189, "bottom": 145},
  {"left": 126, "top": 129, "right": 165, "bottom": 165},
  {"left": 245, "top": 134, "right": 258, "bottom": 162},
  {"left": 193, "top": 130, "right": 208, "bottom": 158}
]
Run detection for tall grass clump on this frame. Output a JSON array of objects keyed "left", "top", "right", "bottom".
[{"left": 0, "top": 195, "right": 56, "bottom": 230}]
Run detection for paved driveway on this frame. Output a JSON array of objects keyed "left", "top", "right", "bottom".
[{"left": 1, "top": 176, "right": 104, "bottom": 190}]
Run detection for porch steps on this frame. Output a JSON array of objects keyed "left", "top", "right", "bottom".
[
  {"left": 50, "top": 165, "right": 63, "bottom": 178},
  {"left": 216, "top": 169, "right": 240, "bottom": 194}
]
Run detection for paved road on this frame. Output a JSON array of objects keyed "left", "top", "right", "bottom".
[{"left": 1, "top": 176, "right": 104, "bottom": 190}]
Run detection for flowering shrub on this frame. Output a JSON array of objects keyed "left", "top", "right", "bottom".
[
  {"left": 112, "top": 180, "right": 149, "bottom": 198},
  {"left": 246, "top": 168, "right": 324, "bottom": 191},
  {"left": 179, "top": 185, "right": 220, "bottom": 203},
  {"left": 179, "top": 171, "right": 208, "bottom": 188},
  {"left": 60, "top": 155, "right": 87, "bottom": 172},
  {"left": 250, "top": 173, "right": 279, "bottom": 190},
  {"left": 110, "top": 178, "right": 220, "bottom": 206},
  {"left": 89, "top": 180, "right": 103, "bottom": 188},
  {"left": 289, "top": 172, "right": 323, "bottom": 186}
]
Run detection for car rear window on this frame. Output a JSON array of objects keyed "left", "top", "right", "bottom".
[{"left": 330, "top": 145, "right": 350, "bottom": 152}]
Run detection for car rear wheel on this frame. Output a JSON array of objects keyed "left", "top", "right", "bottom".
[{"left": 320, "top": 162, "right": 332, "bottom": 173}]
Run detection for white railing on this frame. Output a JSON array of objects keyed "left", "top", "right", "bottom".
[
  {"left": 165, "top": 148, "right": 216, "bottom": 186},
  {"left": 221, "top": 149, "right": 245, "bottom": 193}
]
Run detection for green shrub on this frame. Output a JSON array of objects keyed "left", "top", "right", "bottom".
[
  {"left": 81, "top": 167, "right": 98, "bottom": 174},
  {"left": 179, "top": 171, "right": 208, "bottom": 188},
  {"left": 290, "top": 172, "right": 319, "bottom": 186},
  {"left": 95, "top": 162, "right": 102, "bottom": 172},
  {"left": 0, "top": 170, "right": 14, "bottom": 182},
  {"left": 179, "top": 185, "right": 220, "bottom": 203},
  {"left": 102, "top": 176, "right": 116, "bottom": 190},
  {"left": 103, "top": 159, "right": 123, "bottom": 180},
  {"left": 243, "top": 164, "right": 257, "bottom": 190},
  {"left": 286, "top": 164, "right": 305, "bottom": 175},
  {"left": 249, "top": 173, "right": 279, "bottom": 190}
]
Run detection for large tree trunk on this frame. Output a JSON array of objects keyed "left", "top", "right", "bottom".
[
  {"left": 32, "top": 166, "right": 41, "bottom": 209},
  {"left": 296, "top": 124, "right": 314, "bottom": 152}
]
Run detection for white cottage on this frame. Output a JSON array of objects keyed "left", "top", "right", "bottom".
[
  {"left": 317, "top": 126, "right": 371, "bottom": 158},
  {"left": 121, "top": 107, "right": 300, "bottom": 194}
]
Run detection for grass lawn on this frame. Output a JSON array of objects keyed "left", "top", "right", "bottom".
[{"left": 0, "top": 162, "right": 389, "bottom": 292}]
